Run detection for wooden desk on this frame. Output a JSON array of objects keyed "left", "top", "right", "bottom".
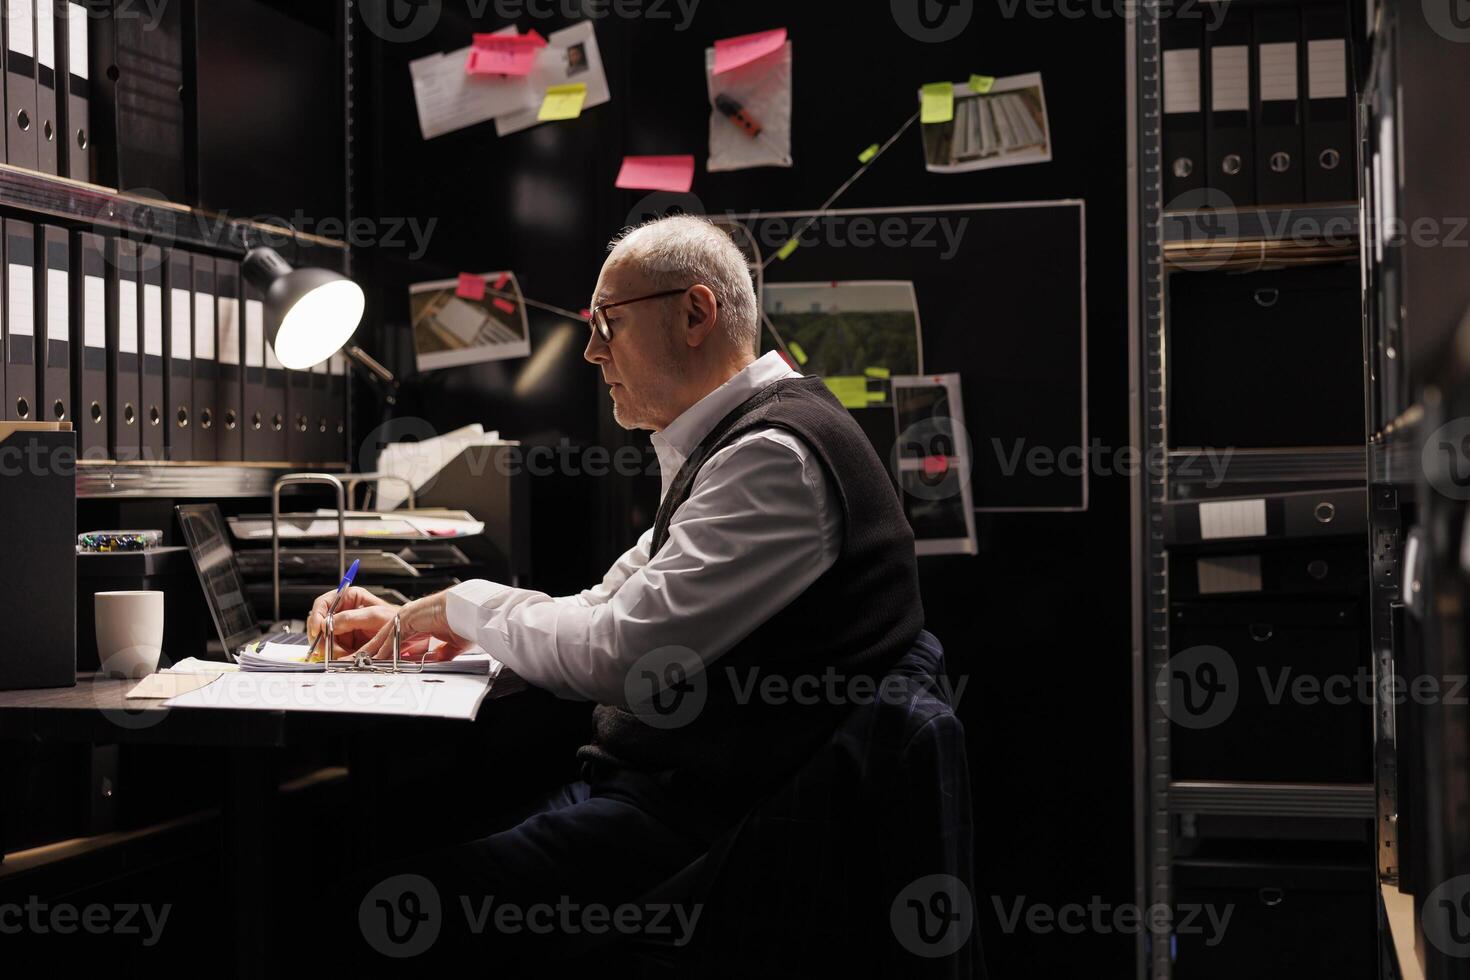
[{"left": 0, "top": 670, "right": 526, "bottom": 978}]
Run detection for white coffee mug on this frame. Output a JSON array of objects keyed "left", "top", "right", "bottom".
[{"left": 95, "top": 591, "right": 165, "bottom": 679}]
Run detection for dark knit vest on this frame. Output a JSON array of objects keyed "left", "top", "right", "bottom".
[{"left": 577, "top": 376, "right": 925, "bottom": 801}]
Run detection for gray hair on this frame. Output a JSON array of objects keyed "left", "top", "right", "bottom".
[{"left": 607, "top": 215, "right": 758, "bottom": 350}]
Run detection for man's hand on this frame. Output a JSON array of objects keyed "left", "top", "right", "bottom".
[
  {"left": 355, "top": 590, "right": 472, "bottom": 663},
  {"left": 307, "top": 586, "right": 398, "bottom": 660}
]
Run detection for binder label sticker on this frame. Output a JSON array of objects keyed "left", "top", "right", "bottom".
[
  {"left": 7, "top": 0, "right": 33, "bottom": 58},
  {"left": 143, "top": 284, "right": 162, "bottom": 356},
  {"left": 1197, "top": 554, "right": 1263, "bottom": 594},
  {"left": 1210, "top": 46, "right": 1248, "bottom": 112},
  {"left": 7, "top": 264, "right": 32, "bottom": 336},
  {"left": 83, "top": 275, "right": 103, "bottom": 348},
  {"left": 194, "top": 294, "right": 216, "bottom": 360},
  {"left": 1198, "top": 498, "right": 1267, "bottom": 540},
  {"left": 265, "top": 339, "right": 282, "bottom": 371},
  {"left": 244, "top": 298, "right": 264, "bottom": 367},
  {"left": 1162, "top": 49, "right": 1200, "bottom": 115},
  {"left": 217, "top": 297, "right": 240, "bottom": 366},
  {"left": 118, "top": 280, "right": 138, "bottom": 353},
  {"left": 36, "top": 0, "right": 53, "bottom": 69},
  {"left": 1258, "top": 42, "right": 1299, "bottom": 102},
  {"left": 67, "top": 0, "right": 86, "bottom": 80},
  {"left": 1307, "top": 39, "right": 1347, "bottom": 100},
  {"left": 170, "top": 288, "right": 191, "bottom": 357},
  {"left": 46, "top": 269, "right": 67, "bottom": 343}
]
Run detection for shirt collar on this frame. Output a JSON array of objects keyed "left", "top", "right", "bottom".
[{"left": 651, "top": 350, "right": 798, "bottom": 480}]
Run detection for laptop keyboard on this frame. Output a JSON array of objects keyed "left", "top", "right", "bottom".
[{"left": 269, "top": 632, "right": 312, "bottom": 646}]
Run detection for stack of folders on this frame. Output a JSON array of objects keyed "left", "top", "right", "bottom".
[
  {"left": 0, "top": 1, "right": 95, "bottom": 180},
  {"left": 949, "top": 92, "right": 1047, "bottom": 163},
  {"left": 1161, "top": 0, "right": 1357, "bottom": 208}
]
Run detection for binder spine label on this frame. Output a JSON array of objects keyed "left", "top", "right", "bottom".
[
  {"left": 118, "top": 280, "right": 138, "bottom": 354},
  {"left": 194, "top": 295, "right": 216, "bottom": 360},
  {"left": 170, "top": 287, "right": 190, "bottom": 357},
  {"left": 66, "top": 0, "right": 83, "bottom": 79},
  {"left": 8, "top": 0, "right": 33, "bottom": 58},
  {"left": 143, "top": 283, "right": 162, "bottom": 356},
  {"left": 82, "top": 275, "right": 103, "bottom": 348},
  {"left": 1258, "top": 42, "right": 1299, "bottom": 102},
  {"left": 217, "top": 297, "right": 239, "bottom": 365},
  {"left": 1307, "top": 39, "right": 1347, "bottom": 99},
  {"left": 1211, "top": 46, "right": 1249, "bottom": 111},
  {"left": 46, "top": 267, "right": 66, "bottom": 346},
  {"left": 36, "top": 0, "right": 52, "bottom": 72},
  {"left": 243, "top": 300, "right": 263, "bottom": 368},
  {"left": 7, "top": 263, "right": 33, "bottom": 338},
  {"left": 1163, "top": 49, "right": 1201, "bottom": 114}
]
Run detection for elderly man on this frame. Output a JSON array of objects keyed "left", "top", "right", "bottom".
[{"left": 316, "top": 214, "right": 924, "bottom": 958}]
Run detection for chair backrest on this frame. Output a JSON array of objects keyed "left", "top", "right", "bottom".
[{"left": 636, "top": 630, "right": 983, "bottom": 979}]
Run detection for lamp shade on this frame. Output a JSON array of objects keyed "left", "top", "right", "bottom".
[{"left": 242, "top": 247, "right": 364, "bottom": 370}]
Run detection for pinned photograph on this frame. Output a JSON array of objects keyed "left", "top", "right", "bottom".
[
  {"left": 891, "top": 374, "right": 978, "bottom": 556},
  {"left": 411, "top": 273, "right": 531, "bottom": 371},
  {"left": 920, "top": 72, "right": 1053, "bottom": 174}
]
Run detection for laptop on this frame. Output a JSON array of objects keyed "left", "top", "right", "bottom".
[{"left": 176, "top": 503, "right": 314, "bottom": 661}]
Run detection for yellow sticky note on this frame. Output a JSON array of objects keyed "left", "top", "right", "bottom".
[
  {"left": 864, "top": 366, "right": 891, "bottom": 379},
  {"left": 824, "top": 376, "right": 870, "bottom": 410},
  {"left": 538, "top": 83, "right": 587, "bottom": 121},
  {"left": 788, "top": 341, "right": 809, "bottom": 365},
  {"left": 969, "top": 74, "right": 996, "bottom": 95},
  {"left": 776, "top": 238, "right": 800, "bottom": 261},
  {"left": 858, "top": 143, "right": 880, "bottom": 164},
  {"left": 921, "top": 82, "right": 955, "bottom": 124}
]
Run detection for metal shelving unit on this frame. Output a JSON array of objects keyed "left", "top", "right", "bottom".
[
  {"left": 1168, "top": 446, "right": 1369, "bottom": 497},
  {"left": 1163, "top": 203, "right": 1360, "bottom": 271},
  {"left": 75, "top": 460, "right": 350, "bottom": 499},
  {"left": 1169, "top": 780, "right": 1375, "bottom": 819}
]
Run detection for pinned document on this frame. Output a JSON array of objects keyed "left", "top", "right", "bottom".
[
  {"left": 615, "top": 155, "right": 696, "bottom": 193},
  {"left": 538, "top": 82, "right": 587, "bottom": 121}
]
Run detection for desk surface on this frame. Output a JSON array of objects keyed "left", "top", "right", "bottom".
[{"left": 0, "top": 671, "right": 526, "bottom": 748}]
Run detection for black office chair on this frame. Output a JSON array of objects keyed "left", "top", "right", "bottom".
[{"left": 628, "top": 630, "right": 984, "bottom": 979}]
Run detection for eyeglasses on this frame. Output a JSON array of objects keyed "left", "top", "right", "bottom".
[{"left": 587, "top": 288, "right": 692, "bottom": 343}]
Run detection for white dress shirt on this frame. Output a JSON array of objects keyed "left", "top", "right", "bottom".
[{"left": 445, "top": 351, "right": 843, "bottom": 704}]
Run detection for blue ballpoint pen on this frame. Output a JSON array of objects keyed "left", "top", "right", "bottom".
[{"left": 307, "top": 559, "right": 361, "bottom": 661}]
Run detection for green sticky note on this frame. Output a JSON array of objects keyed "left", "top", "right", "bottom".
[
  {"left": 969, "top": 74, "right": 996, "bottom": 95},
  {"left": 865, "top": 390, "right": 887, "bottom": 402},
  {"left": 824, "top": 376, "right": 870, "bottom": 410},
  {"left": 538, "top": 83, "right": 588, "bottom": 121},
  {"left": 787, "top": 341, "right": 809, "bottom": 366},
  {"left": 864, "top": 366, "right": 891, "bottom": 379},
  {"left": 776, "top": 238, "right": 800, "bottom": 261},
  {"left": 858, "top": 143, "right": 880, "bottom": 164},
  {"left": 920, "top": 81, "right": 955, "bottom": 124}
]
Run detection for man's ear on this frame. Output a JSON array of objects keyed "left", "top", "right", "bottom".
[{"left": 682, "top": 285, "right": 720, "bottom": 348}]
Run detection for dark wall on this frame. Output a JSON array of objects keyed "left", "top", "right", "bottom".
[{"left": 355, "top": 3, "right": 1132, "bottom": 974}]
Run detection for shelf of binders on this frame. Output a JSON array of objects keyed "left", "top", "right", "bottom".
[
  {"left": 1168, "top": 780, "right": 1375, "bottom": 820},
  {"left": 0, "top": 162, "right": 348, "bottom": 257},
  {"left": 76, "top": 460, "right": 350, "bottom": 499},
  {"left": 1162, "top": 203, "right": 1359, "bottom": 271},
  {"left": 1169, "top": 446, "right": 1368, "bottom": 497}
]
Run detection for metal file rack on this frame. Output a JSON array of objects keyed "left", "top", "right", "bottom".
[{"left": 1129, "top": 7, "right": 1370, "bottom": 976}]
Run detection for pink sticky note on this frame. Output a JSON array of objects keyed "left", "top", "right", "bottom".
[
  {"left": 492, "top": 297, "right": 516, "bottom": 315},
  {"left": 922, "top": 456, "right": 951, "bottom": 477},
  {"left": 614, "top": 155, "right": 696, "bottom": 193},
  {"left": 456, "top": 273, "right": 486, "bottom": 301},
  {"left": 523, "top": 29, "right": 548, "bottom": 48},
  {"left": 466, "top": 34, "right": 541, "bottom": 76},
  {"left": 493, "top": 271, "right": 510, "bottom": 290},
  {"left": 713, "top": 28, "right": 787, "bottom": 75}
]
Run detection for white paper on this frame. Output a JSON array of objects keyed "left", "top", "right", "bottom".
[
  {"left": 1258, "top": 42, "right": 1298, "bottom": 102},
  {"left": 495, "top": 20, "right": 611, "bottom": 137},
  {"left": 1198, "top": 498, "right": 1267, "bottom": 540},
  {"left": 1162, "top": 49, "right": 1201, "bottom": 115},
  {"left": 705, "top": 41, "right": 792, "bottom": 172},
  {"left": 375, "top": 422, "right": 504, "bottom": 511},
  {"left": 35, "top": 0, "right": 53, "bottom": 69},
  {"left": 217, "top": 296, "right": 240, "bottom": 366},
  {"left": 46, "top": 268, "right": 66, "bottom": 344},
  {"left": 1211, "top": 46, "right": 1249, "bottom": 111},
  {"left": 83, "top": 275, "right": 104, "bottom": 348},
  {"left": 67, "top": 0, "right": 85, "bottom": 80},
  {"left": 1307, "top": 39, "right": 1347, "bottom": 100},
  {"left": 409, "top": 27, "right": 538, "bottom": 140},
  {"left": 921, "top": 72, "right": 1052, "bottom": 174},
  {"left": 143, "top": 283, "right": 162, "bottom": 356},
  {"left": 170, "top": 287, "right": 191, "bottom": 357},
  {"left": 244, "top": 297, "right": 264, "bottom": 367},
  {"left": 7, "top": 0, "right": 33, "bottom": 58},
  {"left": 194, "top": 293, "right": 216, "bottom": 360},
  {"left": 6, "top": 264, "right": 32, "bottom": 337},
  {"left": 164, "top": 670, "right": 495, "bottom": 721}
]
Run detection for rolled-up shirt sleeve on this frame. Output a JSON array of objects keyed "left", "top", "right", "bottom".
[{"left": 443, "top": 432, "right": 840, "bottom": 704}]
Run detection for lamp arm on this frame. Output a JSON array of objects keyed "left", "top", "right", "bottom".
[{"left": 343, "top": 344, "right": 400, "bottom": 404}]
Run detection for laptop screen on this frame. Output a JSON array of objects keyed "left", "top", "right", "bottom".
[{"left": 177, "top": 504, "right": 260, "bottom": 653}]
